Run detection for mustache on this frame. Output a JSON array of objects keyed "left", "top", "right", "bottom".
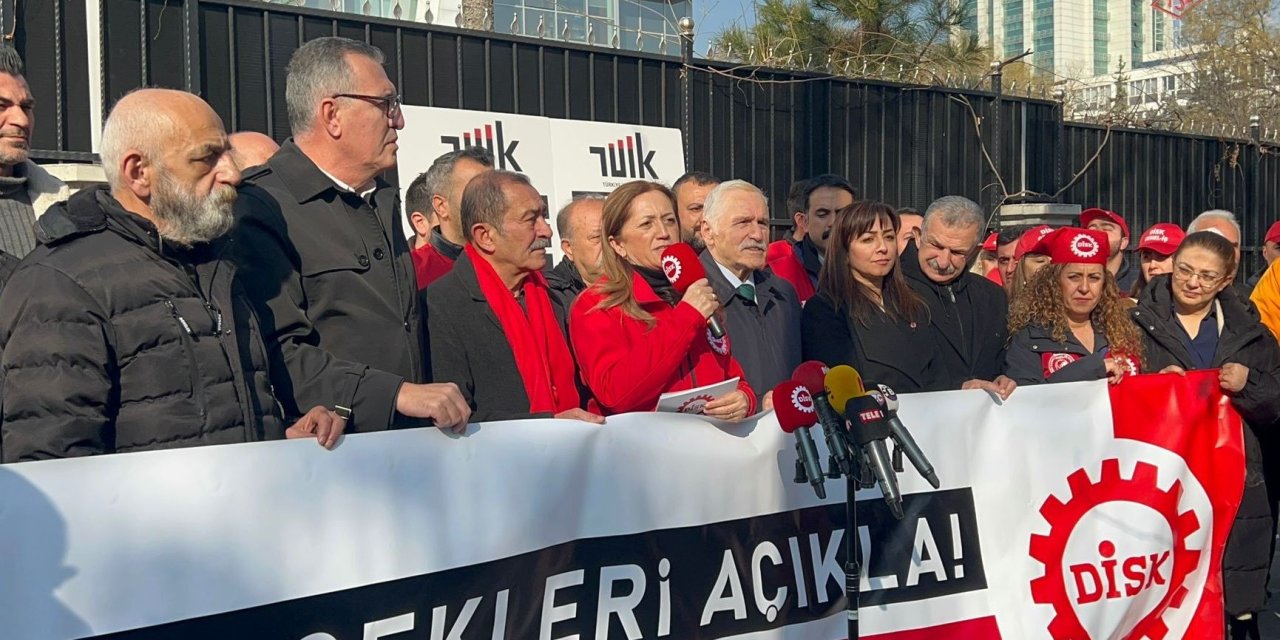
[
  {"left": 738, "top": 240, "right": 767, "bottom": 252},
  {"left": 927, "top": 258, "right": 958, "bottom": 274},
  {"left": 529, "top": 237, "right": 552, "bottom": 251}
]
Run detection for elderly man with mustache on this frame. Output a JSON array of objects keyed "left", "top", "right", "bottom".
[
  {"left": 698, "top": 180, "right": 802, "bottom": 410},
  {"left": 428, "top": 171, "right": 604, "bottom": 423},
  {"left": 901, "top": 195, "right": 1017, "bottom": 400}
]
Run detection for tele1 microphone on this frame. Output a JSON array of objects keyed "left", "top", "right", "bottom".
[
  {"left": 826, "top": 366, "right": 905, "bottom": 520},
  {"left": 792, "top": 360, "right": 853, "bottom": 477},
  {"left": 868, "top": 383, "right": 940, "bottom": 489},
  {"left": 660, "top": 243, "right": 725, "bottom": 339},
  {"left": 773, "top": 380, "right": 827, "bottom": 499}
]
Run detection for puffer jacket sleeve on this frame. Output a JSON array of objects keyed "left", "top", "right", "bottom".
[
  {"left": 1226, "top": 333, "right": 1280, "bottom": 427},
  {"left": 0, "top": 265, "right": 116, "bottom": 461}
]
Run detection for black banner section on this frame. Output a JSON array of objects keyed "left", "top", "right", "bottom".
[{"left": 96, "top": 489, "right": 985, "bottom": 639}]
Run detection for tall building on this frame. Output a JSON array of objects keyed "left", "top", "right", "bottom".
[
  {"left": 278, "top": 0, "right": 690, "bottom": 56},
  {"left": 960, "top": 0, "right": 1195, "bottom": 114}
]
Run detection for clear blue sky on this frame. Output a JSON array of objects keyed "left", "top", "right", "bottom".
[{"left": 692, "top": 0, "right": 756, "bottom": 51}]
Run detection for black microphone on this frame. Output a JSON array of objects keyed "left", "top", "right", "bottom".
[
  {"left": 773, "top": 380, "right": 827, "bottom": 499},
  {"left": 793, "top": 361, "right": 854, "bottom": 478},
  {"left": 661, "top": 243, "right": 725, "bottom": 338},
  {"left": 826, "top": 366, "right": 904, "bottom": 520},
  {"left": 868, "top": 383, "right": 941, "bottom": 489}
]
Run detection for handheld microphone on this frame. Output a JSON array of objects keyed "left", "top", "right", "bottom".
[
  {"left": 792, "top": 361, "right": 853, "bottom": 477},
  {"left": 826, "top": 366, "right": 905, "bottom": 520},
  {"left": 868, "top": 383, "right": 940, "bottom": 489},
  {"left": 661, "top": 243, "right": 725, "bottom": 339},
  {"left": 773, "top": 380, "right": 827, "bottom": 499}
]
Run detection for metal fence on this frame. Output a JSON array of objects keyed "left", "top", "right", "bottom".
[{"left": 7, "top": 0, "right": 1277, "bottom": 276}]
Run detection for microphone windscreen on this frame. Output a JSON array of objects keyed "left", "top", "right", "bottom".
[
  {"left": 824, "top": 365, "right": 865, "bottom": 415},
  {"left": 791, "top": 360, "right": 829, "bottom": 396},
  {"left": 660, "top": 243, "right": 708, "bottom": 294},
  {"left": 772, "top": 380, "right": 817, "bottom": 433}
]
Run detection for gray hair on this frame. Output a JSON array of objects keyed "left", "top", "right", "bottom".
[
  {"left": 460, "top": 170, "right": 532, "bottom": 242},
  {"left": 422, "top": 147, "right": 495, "bottom": 203},
  {"left": 285, "top": 37, "right": 385, "bottom": 135},
  {"left": 702, "top": 179, "right": 767, "bottom": 226},
  {"left": 556, "top": 193, "right": 606, "bottom": 240},
  {"left": 1188, "top": 209, "right": 1241, "bottom": 236},
  {"left": 0, "top": 44, "right": 24, "bottom": 78},
  {"left": 923, "top": 195, "right": 985, "bottom": 231},
  {"left": 100, "top": 91, "right": 175, "bottom": 188}
]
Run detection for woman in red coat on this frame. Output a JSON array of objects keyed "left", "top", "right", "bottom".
[{"left": 569, "top": 180, "right": 757, "bottom": 418}]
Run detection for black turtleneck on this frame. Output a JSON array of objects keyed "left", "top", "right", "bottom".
[
  {"left": 636, "top": 265, "right": 679, "bottom": 306},
  {"left": 430, "top": 227, "right": 463, "bottom": 262}
]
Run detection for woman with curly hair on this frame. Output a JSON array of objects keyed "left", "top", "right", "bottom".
[{"left": 1004, "top": 228, "right": 1143, "bottom": 385}]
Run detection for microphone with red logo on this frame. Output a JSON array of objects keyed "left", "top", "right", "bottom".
[
  {"left": 866, "top": 383, "right": 940, "bottom": 489},
  {"left": 826, "top": 365, "right": 904, "bottom": 520},
  {"left": 792, "top": 360, "right": 853, "bottom": 477},
  {"left": 773, "top": 380, "right": 827, "bottom": 499},
  {"left": 660, "top": 243, "right": 725, "bottom": 339}
]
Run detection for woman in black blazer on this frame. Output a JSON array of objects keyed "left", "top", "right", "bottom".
[{"left": 801, "top": 201, "right": 941, "bottom": 392}]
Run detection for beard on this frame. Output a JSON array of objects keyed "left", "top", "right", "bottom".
[
  {"left": 0, "top": 128, "right": 30, "bottom": 169},
  {"left": 150, "top": 169, "right": 237, "bottom": 247}
]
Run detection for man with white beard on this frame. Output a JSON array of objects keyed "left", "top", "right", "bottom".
[{"left": 0, "top": 89, "right": 344, "bottom": 461}]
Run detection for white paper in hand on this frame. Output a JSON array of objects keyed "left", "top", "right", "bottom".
[{"left": 656, "top": 378, "right": 740, "bottom": 415}]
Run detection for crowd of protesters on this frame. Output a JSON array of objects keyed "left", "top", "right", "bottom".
[{"left": 0, "top": 37, "right": 1279, "bottom": 635}]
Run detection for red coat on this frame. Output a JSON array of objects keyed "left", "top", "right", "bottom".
[
  {"left": 412, "top": 242, "right": 454, "bottom": 290},
  {"left": 766, "top": 240, "right": 815, "bottom": 303},
  {"left": 569, "top": 272, "right": 757, "bottom": 416}
]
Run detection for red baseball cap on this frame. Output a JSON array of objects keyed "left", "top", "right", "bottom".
[
  {"left": 1080, "top": 207, "right": 1130, "bottom": 239},
  {"left": 981, "top": 232, "right": 998, "bottom": 253},
  {"left": 1266, "top": 221, "right": 1280, "bottom": 245},
  {"left": 1014, "top": 225, "right": 1056, "bottom": 261},
  {"left": 1048, "top": 228, "right": 1111, "bottom": 265},
  {"left": 1136, "top": 223, "right": 1185, "bottom": 256},
  {"left": 985, "top": 266, "right": 1003, "bottom": 285}
]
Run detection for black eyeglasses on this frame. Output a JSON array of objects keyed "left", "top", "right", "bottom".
[{"left": 332, "top": 93, "right": 402, "bottom": 120}]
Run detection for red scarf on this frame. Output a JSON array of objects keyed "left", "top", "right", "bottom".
[{"left": 465, "top": 244, "right": 580, "bottom": 414}]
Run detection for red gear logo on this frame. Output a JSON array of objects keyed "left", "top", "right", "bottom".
[
  {"left": 1042, "top": 352, "right": 1081, "bottom": 376},
  {"left": 707, "top": 329, "right": 730, "bottom": 355},
  {"left": 677, "top": 394, "right": 715, "bottom": 414},
  {"left": 1029, "top": 458, "right": 1201, "bottom": 639},
  {"left": 661, "top": 255, "right": 682, "bottom": 283}
]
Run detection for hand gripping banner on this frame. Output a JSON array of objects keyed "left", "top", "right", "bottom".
[{"left": 0, "top": 375, "right": 1244, "bottom": 639}]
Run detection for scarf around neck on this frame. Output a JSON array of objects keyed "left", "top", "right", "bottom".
[{"left": 465, "top": 244, "right": 580, "bottom": 414}]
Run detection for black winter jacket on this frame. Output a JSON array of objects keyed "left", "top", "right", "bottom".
[
  {"left": 232, "top": 141, "right": 426, "bottom": 432},
  {"left": 901, "top": 242, "right": 1009, "bottom": 386},
  {"left": 1004, "top": 324, "right": 1114, "bottom": 386},
  {"left": 801, "top": 292, "right": 944, "bottom": 393},
  {"left": 1132, "top": 275, "right": 1280, "bottom": 615},
  {"left": 0, "top": 188, "right": 284, "bottom": 461},
  {"left": 546, "top": 257, "right": 586, "bottom": 338}
]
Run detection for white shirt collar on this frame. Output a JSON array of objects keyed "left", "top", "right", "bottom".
[
  {"left": 713, "top": 259, "right": 757, "bottom": 303},
  {"left": 316, "top": 165, "right": 377, "bottom": 200}
]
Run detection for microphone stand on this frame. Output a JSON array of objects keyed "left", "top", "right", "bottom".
[{"left": 845, "top": 467, "right": 862, "bottom": 640}]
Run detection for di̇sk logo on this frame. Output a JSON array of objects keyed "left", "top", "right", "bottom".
[
  {"left": 790, "top": 386, "right": 815, "bottom": 414},
  {"left": 677, "top": 394, "right": 716, "bottom": 414},
  {"left": 1030, "top": 459, "right": 1205, "bottom": 639},
  {"left": 662, "top": 255, "right": 682, "bottom": 283},
  {"left": 707, "top": 329, "right": 730, "bottom": 356},
  {"left": 1070, "top": 233, "right": 1101, "bottom": 259},
  {"left": 1043, "top": 352, "right": 1082, "bottom": 377}
]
